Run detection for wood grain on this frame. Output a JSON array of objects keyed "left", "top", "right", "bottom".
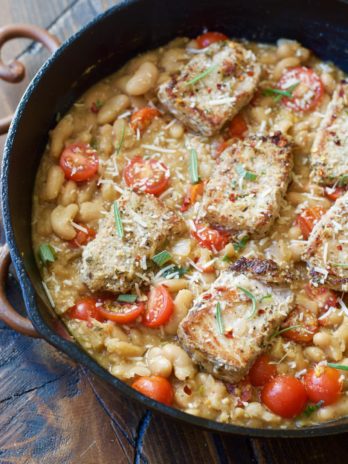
[{"left": 1, "top": 1, "right": 348, "bottom": 463}]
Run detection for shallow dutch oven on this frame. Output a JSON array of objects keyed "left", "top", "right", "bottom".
[{"left": 1, "top": 0, "right": 348, "bottom": 437}]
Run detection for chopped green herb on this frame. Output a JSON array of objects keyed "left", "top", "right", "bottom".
[
  {"left": 222, "top": 255, "right": 232, "bottom": 263},
  {"left": 235, "top": 164, "right": 257, "bottom": 181},
  {"left": 39, "top": 244, "right": 56, "bottom": 265},
  {"left": 113, "top": 201, "right": 124, "bottom": 238},
  {"left": 337, "top": 175, "right": 348, "bottom": 187},
  {"left": 215, "top": 302, "right": 224, "bottom": 335},
  {"left": 115, "top": 122, "right": 125, "bottom": 156},
  {"left": 95, "top": 99, "right": 103, "bottom": 110},
  {"left": 186, "top": 64, "right": 218, "bottom": 86},
  {"left": 117, "top": 294, "right": 137, "bottom": 303},
  {"left": 152, "top": 250, "right": 172, "bottom": 267},
  {"left": 237, "top": 286, "right": 257, "bottom": 319},
  {"left": 260, "top": 294, "right": 272, "bottom": 302},
  {"left": 327, "top": 363, "right": 348, "bottom": 371},
  {"left": 233, "top": 235, "right": 249, "bottom": 252},
  {"left": 189, "top": 148, "right": 200, "bottom": 184},
  {"left": 303, "top": 401, "right": 324, "bottom": 417},
  {"left": 159, "top": 264, "right": 188, "bottom": 279},
  {"left": 263, "top": 82, "right": 299, "bottom": 102},
  {"left": 269, "top": 324, "right": 302, "bottom": 339},
  {"left": 331, "top": 262, "right": 348, "bottom": 268}
]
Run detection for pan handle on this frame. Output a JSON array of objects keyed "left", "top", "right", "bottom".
[
  {"left": 0, "top": 245, "right": 39, "bottom": 337},
  {"left": 0, "top": 23, "right": 60, "bottom": 135}
]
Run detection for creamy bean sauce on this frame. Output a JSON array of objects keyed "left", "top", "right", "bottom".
[{"left": 32, "top": 35, "right": 348, "bottom": 428}]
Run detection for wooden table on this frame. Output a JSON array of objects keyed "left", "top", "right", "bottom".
[{"left": 1, "top": 1, "right": 348, "bottom": 462}]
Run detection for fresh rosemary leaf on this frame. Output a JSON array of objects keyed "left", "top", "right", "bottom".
[
  {"left": 189, "top": 148, "right": 200, "bottom": 184},
  {"left": 303, "top": 401, "right": 324, "bottom": 417},
  {"left": 269, "top": 324, "right": 302, "bottom": 339},
  {"left": 233, "top": 235, "right": 249, "bottom": 252},
  {"left": 237, "top": 286, "right": 257, "bottom": 319},
  {"left": 115, "top": 122, "right": 125, "bottom": 156},
  {"left": 235, "top": 164, "right": 257, "bottom": 181},
  {"left": 327, "top": 363, "right": 348, "bottom": 371},
  {"left": 152, "top": 250, "right": 172, "bottom": 267},
  {"left": 260, "top": 294, "right": 272, "bottom": 302},
  {"left": 113, "top": 201, "right": 124, "bottom": 238},
  {"left": 159, "top": 264, "right": 188, "bottom": 279},
  {"left": 331, "top": 263, "right": 348, "bottom": 268},
  {"left": 39, "top": 244, "right": 56, "bottom": 265},
  {"left": 186, "top": 64, "right": 218, "bottom": 86},
  {"left": 117, "top": 294, "right": 137, "bottom": 303},
  {"left": 215, "top": 302, "right": 224, "bottom": 335},
  {"left": 263, "top": 82, "right": 299, "bottom": 102}
]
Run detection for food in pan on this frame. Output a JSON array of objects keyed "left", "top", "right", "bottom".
[{"left": 32, "top": 31, "right": 348, "bottom": 428}]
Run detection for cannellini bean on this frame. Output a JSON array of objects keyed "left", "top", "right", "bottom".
[
  {"left": 146, "top": 347, "right": 173, "bottom": 377},
  {"left": 97, "top": 94, "right": 130, "bottom": 125},
  {"left": 160, "top": 278, "right": 189, "bottom": 292},
  {"left": 165, "top": 289, "right": 194, "bottom": 335},
  {"left": 276, "top": 39, "right": 300, "bottom": 58},
  {"left": 162, "top": 343, "right": 196, "bottom": 380},
  {"left": 101, "top": 183, "right": 119, "bottom": 201},
  {"left": 160, "top": 48, "right": 187, "bottom": 73},
  {"left": 169, "top": 121, "right": 184, "bottom": 139},
  {"left": 126, "top": 62, "right": 159, "bottom": 96},
  {"left": 273, "top": 57, "right": 301, "bottom": 80},
  {"left": 321, "top": 72, "right": 337, "bottom": 95},
  {"left": 171, "top": 238, "right": 192, "bottom": 259},
  {"left": 41, "top": 165, "right": 65, "bottom": 201},
  {"left": 78, "top": 200, "right": 103, "bottom": 222},
  {"left": 98, "top": 124, "right": 114, "bottom": 157},
  {"left": 58, "top": 180, "right": 78, "bottom": 206},
  {"left": 49, "top": 114, "right": 74, "bottom": 158},
  {"left": 105, "top": 340, "right": 145, "bottom": 357},
  {"left": 50, "top": 204, "right": 78, "bottom": 240},
  {"left": 77, "top": 180, "right": 97, "bottom": 203},
  {"left": 303, "top": 346, "right": 325, "bottom": 362}
]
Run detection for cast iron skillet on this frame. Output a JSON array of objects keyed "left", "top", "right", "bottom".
[{"left": 1, "top": 0, "right": 348, "bottom": 437}]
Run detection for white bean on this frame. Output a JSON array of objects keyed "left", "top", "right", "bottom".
[
  {"left": 97, "top": 94, "right": 130, "bottom": 125},
  {"left": 41, "top": 165, "right": 65, "bottom": 201},
  {"left": 50, "top": 204, "right": 78, "bottom": 240},
  {"left": 50, "top": 115, "right": 74, "bottom": 158},
  {"left": 126, "top": 62, "right": 159, "bottom": 96}
]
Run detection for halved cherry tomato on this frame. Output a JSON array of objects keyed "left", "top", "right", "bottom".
[
  {"left": 249, "top": 354, "right": 277, "bottom": 387},
  {"left": 130, "top": 107, "right": 160, "bottom": 133},
  {"left": 60, "top": 143, "right": 99, "bottom": 182},
  {"left": 295, "top": 206, "right": 325, "bottom": 239},
  {"left": 261, "top": 375, "right": 308, "bottom": 418},
  {"left": 191, "top": 222, "right": 230, "bottom": 252},
  {"left": 281, "top": 304, "right": 318, "bottom": 344},
  {"left": 123, "top": 156, "right": 170, "bottom": 195},
  {"left": 304, "top": 366, "right": 342, "bottom": 405},
  {"left": 278, "top": 67, "right": 324, "bottom": 112},
  {"left": 132, "top": 376, "right": 174, "bottom": 405},
  {"left": 228, "top": 114, "right": 248, "bottom": 139},
  {"left": 180, "top": 182, "right": 204, "bottom": 212},
  {"left": 98, "top": 301, "right": 145, "bottom": 324},
  {"left": 69, "top": 224, "right": 96, "bottom": 248},
  {"left": 324, "top": 185, "right": 347, "bottom": 201},
  {"left": 196, "top": 31, "right": 228, "bottom": 49},
  {"left": 305, "top": 284, "right": 338, "bottom": 326},
  {"left": 66, "top": 297, "right": 104, "bottom": 322},
  {"left": 143, "top": 285, "right": 174, "bottom": 328}
]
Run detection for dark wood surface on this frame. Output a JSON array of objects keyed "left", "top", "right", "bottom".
[{"left": 1, "top": 1, "right": 348, "bottom": 462}]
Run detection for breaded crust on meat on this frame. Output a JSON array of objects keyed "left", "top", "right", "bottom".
[
  {"left": 305, "top": 192, "right": 348, "bottom": 291},
  {"left": 178, "top": 262, "right": 294, "bottom": 383},
  {"left": 81, "top": 189, "right": 185, "bottom": 294},
  {"left": 230, "top": 257, "right": 294, "bottom": 284},
  {"left": 197, "top": 132, "right": 293, "bottom": 238},
  {"left": 157, "top": 41, "right": 261, "bottom": 136},
  {"left": 311, "top": 80, "right": 348, "bottom": 185}
]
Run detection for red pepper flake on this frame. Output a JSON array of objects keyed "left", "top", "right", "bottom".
[
  {"left": 225, "top": 330, "right": 234, "bottom": 339},
  {"left": 203, "top": 293, "right": 212, "bottom": 300},
  {"left": 90, "top": 102, "right": 100, "bottom": 114},
  {"left": 229, "top": 193, "right": 236, "bottom": 202},
  {"left": 183, "top": 385, "right": 192, "bottom": 395},
  {"left": 337, "top": 245, "right": 343, "bottom": 251}
]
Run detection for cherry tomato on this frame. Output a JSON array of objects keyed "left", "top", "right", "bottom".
[
  {"left": 191, "top": 222, "right": 230, "bottom": 252},
  {"left": 180, "top": 182, "right": 204, "bottom": 212},
  {"left": 228, "top": 114, "right": 248, "bottom": 139},
  {"left": 304, "top": 366, "right": 342, "bottom": 405},
  {"left": 132, "top": 376, "right": 174, "bottom": 405},
  {"left": 130, "top": 107, "right": 160, "bottom": 133},
  {"left": 60, "top": 143, "right": 99, "bottom": 182},
  {"left": 324, "top": 185, "right": 347, "bottom": 201},
  {"left": 261, "top": 375, "right": 308, "bottom": 418},
  {"left": 278, "top": 67, "right": 324, "bottom": 112},
  {"left": 281, "top": 304, "right": 318, "bottom": 344},
  {"left": 196, "top": 31, "right": 228, "bottom": 49},
  {"left": 143, "top": 285, "right": 174, "bottom": 328},
  {"left": 98, "top": 301, "right": 145, "bottom": 324},
  {"left": 69, "top": 224, "right": 96, "bottom": 248},
  {"left": 66, "top": 297, "right": 104, "bottom": 322},
  {"left": 124, "top": 156, "right": 170, "bottom": 196},
  {"left": 249, "top": 354, "right": 277, "bottom": 387},
  {"left": 296, "top": 206, "right": 325, "bottom": 239},
  {"left": 305, "top": 284, "right": 338, "bottom": 326}
]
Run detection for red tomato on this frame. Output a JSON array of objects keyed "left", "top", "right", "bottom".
[
  {"left": 196, "top": 31, "right": 228, "bottom": 49},
  {"left": 98, "top": 301, "right": 145, "bottom": 324},
  {"left": 130, "top": 107, "right": 160, "bottom": 133},
  {"left": 132, "top": 376, "right": 174, "bottom": 405},
  {"left": 261, "top": 375, "right": 308, "bottom": 418},
  {"left": 278, "top": 67, "right": 324, "bottom": 112},
  {"left": 282, "top": 304, "right": 318, "bottom": 344},
  {"left": 69, "top": 224, "right": 96, "bottom": 248},
  {"left": 60, "top": 143, "right": 99, "bottom": 182},
  {"left": 228, "top": 114, "right": 248, "bottom": 139},
  {"left": 296, "top": 206, "right": 325, "bottom": 239},
  {"left": 249, "top": 354, "right": 277, "bottom": 387},
  {"left": 304, "top": 366, "right": 342, "bottom": 405},
  {"left": 143, "top": 285, "right": 174, "bottom": 328},
  {"left": 324, "top": 185, "right": 346, "bottom": 201},
  {"left": 124, "top": 156, "right": 170, "bottom": 196},
  {"left": 191, "top": 222, "right": 230, "bottom": 252},
  {"left": 66, "top": 297, "right": 104, "bottom": 322},
  {"left": 180, "top": 182, "right": 204, "bottom": 212},
  {"left": 305, "top": 284, "right": 338, "bottom": 326}
]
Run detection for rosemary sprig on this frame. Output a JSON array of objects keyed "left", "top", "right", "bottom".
[
  {"left": 237, "top": 286, "right": 257, "bottom": 319},
  {"left": 186, "top": 64, "right": 218, "bottom": 86}
]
